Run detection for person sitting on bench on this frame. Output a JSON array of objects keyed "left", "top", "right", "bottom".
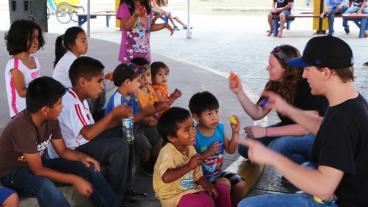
[{"left": 268, "top": 0, "right": 294, "bottom": 37}]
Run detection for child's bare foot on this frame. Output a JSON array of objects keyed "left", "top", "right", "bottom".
[{"left": 266, "top": 30, "right": 273, "bottom": 36}]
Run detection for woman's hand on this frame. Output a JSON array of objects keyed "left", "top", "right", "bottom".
[
  {"left": 244, "top": 126, "right": 267, "bottom": 138},
  {"left": 228, "top": 72, "right": 243, "bottom": 95}
]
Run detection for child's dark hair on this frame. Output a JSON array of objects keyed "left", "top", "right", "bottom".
[
  {"left": 131, "top": 57, "right": 149, "bottom": 66},
  {"left": 54, "top": 26, "right": 85, "bottom": 67},
  {"left": 157, "top": 107, "right": 191, "bottom": 142},
  {"left": 113, "top": 63, "right": 143, "bottom": 87},
  {"left": 26, "top": 77, "right": 66, "bottom": 113},
  {"left": 69, "top": 56, "right": 105, "bottom": 86},
  {"left": 189, "top": 91, "right": 219, "bottom": 115},
  {"left": 5, "top": 19, "right": 45, "bottom": 55},
  {"left": 120, "top": 0, "right": 151, "bottom": 16},
  {"left": 151, "top": 61, "right": 169, "bottom": 81}
]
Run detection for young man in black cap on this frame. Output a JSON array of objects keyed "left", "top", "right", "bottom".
[{"left": 238, "top": 35, "right": 368, "bottom": 207}]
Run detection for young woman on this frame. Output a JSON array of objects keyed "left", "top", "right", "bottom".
[{"left": 229, "top": 45, "right": 327, "bottom": 164}]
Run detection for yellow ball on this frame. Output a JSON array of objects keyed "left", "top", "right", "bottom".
[{"left": 229, "top": 115, "right": 238, "bottom": 125}]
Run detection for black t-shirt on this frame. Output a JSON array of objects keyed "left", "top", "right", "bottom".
[
  {"left": 278, "top": 79, "right": 328, "bottom": 126},
  {"left": 311, "top": 95, "right": 368, "bottom": 207},
  {"left": 274, "top": 0, "right": 294, "bottom": 10}
]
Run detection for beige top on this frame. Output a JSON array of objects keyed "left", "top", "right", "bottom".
[{"left": 153, "top": 143, "right": 204, "bottom": 207}]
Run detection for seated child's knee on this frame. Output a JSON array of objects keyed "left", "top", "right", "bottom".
[{"left": 216, "top": 177, "right": 231, "bottom": 189}]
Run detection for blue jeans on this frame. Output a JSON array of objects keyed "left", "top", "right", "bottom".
[
  {"left": 238, "top": 124, "right": 315, "bottom": 164},
  {"left": 327, "top": 6, "right": 349, "bottom": 35},
  {"left": 0, "top": 159, "right": 119, "bottom": 207},
  {"left": 237, "top": 193, "right": 338, "bottom": 207},
  {"left": 343, "top": 6, "right": 368, "bottom": 31}
]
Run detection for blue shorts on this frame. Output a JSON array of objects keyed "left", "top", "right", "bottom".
[
  {"left": 0, "top": 187, "right": 15, "bottom": 204},
  {"left": 272, "top": 9, "right": 292, "bottom": 16},
  {"left": 207, "top": 171, "right": 245, "bottom": 186}
]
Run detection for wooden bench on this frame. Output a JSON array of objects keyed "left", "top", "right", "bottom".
[
  {"left": 272, "top": 12, "right": 368, "bottom": 38},
  {"left": 77, "top": 11, "right": 116, "bottom": 27}
]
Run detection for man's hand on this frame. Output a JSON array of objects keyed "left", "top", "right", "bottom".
[
  {"left": 72, "top": 177, "right": 93, "bottom": 197},
  {"left": 239, "top": 138, "right": 276, "bottom": 165},
  {"left": 244, "top": 126, "right": 266, "bottom": 138},
  {"left": 80, "top": 155, "right": 100, "bottom": 172},
  {"left": 262, "top": 91, "right": 291, "bottom": 116}
]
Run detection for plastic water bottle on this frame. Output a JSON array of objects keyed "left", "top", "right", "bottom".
[{"left": 122, "top": 118, "right": 134, "bottom": 144}]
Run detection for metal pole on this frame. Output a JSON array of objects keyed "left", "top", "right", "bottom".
[
  {"left": 186, "top": 0, "right": 192, "bottom": 39},
  {"left": 317, "top": 0, "right": 324, "bottom": 34},
  {"left": 87, "top": 0, "right": 91, "bottom": 38}
]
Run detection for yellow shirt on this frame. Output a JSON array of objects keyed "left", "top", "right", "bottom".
[
  {"left": 137, "top": 85, "right": 158, "bottom": 123},
  {"left": 153, "top": 143, "right": 204, "bottom": 207}
]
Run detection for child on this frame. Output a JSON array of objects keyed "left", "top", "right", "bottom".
[
  {"left": 154, "top": 107, "right": 231, "bottom": 207},
  {"left": 150, "top": 61, "right": 182, "bottom": 107},
  {"left": 0, "top": 77, "right": 119, "bottom": 207},
  {"left": 53, "top": 27, "right": 105, "bottom": 121},
  {"left": 133, "top": 57, "right": 170, "bottom": 173},
  {"left": 0, "top": 188, "right": 18, "bottom": 207},
  {"left": 53, "top": 26, "right": 87, "bottom": 88},
  {"left": 4, "top": 19, "right": 44, "bottom": 118},
  {"left": 154, "top": 0, "right": 191, "bottom": 30},
  {"left": 54, "top": 57, "right": 135, "bottom": 206},
  {"left": 117, "top": 0, "right": 170, "bottom": 63},
  {"left": 189, "top": 91, "right": 246, "bottom": 207},
  {"left": 105, "top": 63, "right": 162, "bottom": 175}
]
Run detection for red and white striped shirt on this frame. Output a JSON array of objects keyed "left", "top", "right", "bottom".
[{"left": 57, "top": 89, "right": 94, "bottom": 151}]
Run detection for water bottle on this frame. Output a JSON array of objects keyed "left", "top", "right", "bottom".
[{"left": 122, "top": 118, "right": 134, "bottom": 144}]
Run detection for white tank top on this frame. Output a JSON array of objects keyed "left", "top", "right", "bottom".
[{"left": 4, "top": 57, "right": 41, "bottom": 117}]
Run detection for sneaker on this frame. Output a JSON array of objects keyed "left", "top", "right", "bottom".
[
  {"left": 120, "top": 197, "right": 136, "bottom": 207},
  {"left": 173, "top": 26, "right": 180, "bottom": 31},
  {"left": 344, "top": 27, "right": 350, "bottom": 34},
  {"left": 125, "top": 189, "right": 147, "bottom": 199},
  {"left": 183, "top": 25, "right": 193, "bottom": 30},
  {"left": 141, "top": 156, "right": 156, "bottom": 176}
]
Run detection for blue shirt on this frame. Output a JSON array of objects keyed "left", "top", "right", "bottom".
[
  {"left": 194, "top": 123, "right": 225, "bottom": 180},
  {"left": 105, "top": 90, "right": 140, "bottom": 116}
]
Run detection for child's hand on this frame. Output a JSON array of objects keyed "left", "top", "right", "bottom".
[
  {"left": 228, "top": 72, "right": 243, "bottom": 95},
  {"left": 111, "top": 105, "right": 132, "bottom": 119},
  {"left": 155, "top": 101, "right": 170, "bottom": 112},
  {"left": 188, "top": 154, "right": 203, "bottom": 169},
  {"left": 229, "top": 115, "right": 240, "bottom": 134},
  {"left": 134, "top": 5, "right": 146, "bottom": 17},
  {"left": 105, "top": 72, "right": 113, "bottom": 81},
  {"left": 207, "top": 141, "right": 220, "bottom": 156},
  {"left": 171, "top": 89, "right": 182, "bottom": 100},
  {"left": 244, "top": 126, "right": 266, "bottom": 139},
  {"left": 205, "top": 184, "right": 218, "bottom": 199}
]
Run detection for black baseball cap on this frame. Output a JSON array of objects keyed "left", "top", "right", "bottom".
[{"left": 287, "top": 36, "right": 354, "bottom": 69}]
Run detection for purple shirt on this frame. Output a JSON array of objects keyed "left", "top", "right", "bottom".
[{"left": 117, "top": 3, "right": 153, "bottom": 63}]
